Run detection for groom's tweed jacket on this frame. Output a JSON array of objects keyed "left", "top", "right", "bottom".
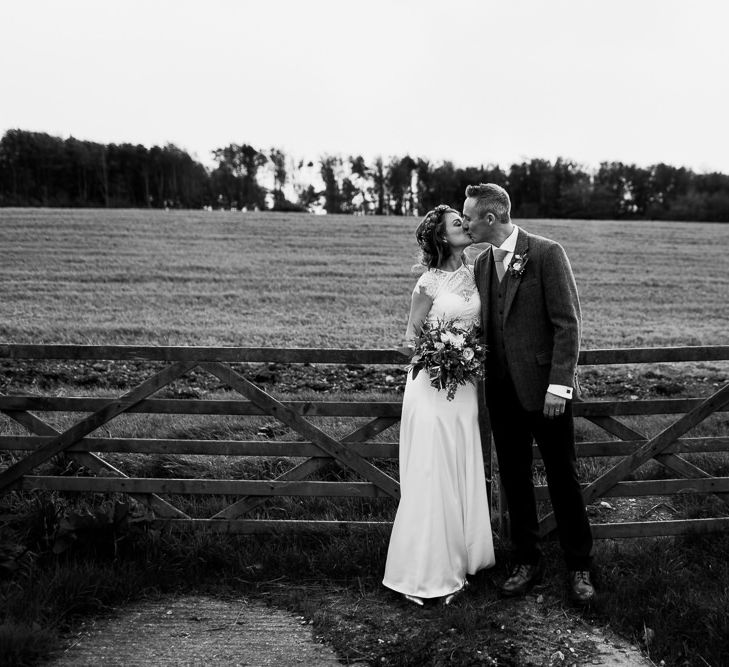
[{"left": 474, "top": 228, "right": 582, "bottom": 412}]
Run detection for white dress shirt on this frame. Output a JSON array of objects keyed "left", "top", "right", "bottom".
[
  {"left": 493, "top": 225, "right": 519, "bottom": 271},
  {"left": 494, "top": 226, "right": 573, "bottom": 401}
]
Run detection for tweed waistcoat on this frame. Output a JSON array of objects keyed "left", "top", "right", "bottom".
[{"left": 487, "top": 260, "right": 509, "bottom": 381}]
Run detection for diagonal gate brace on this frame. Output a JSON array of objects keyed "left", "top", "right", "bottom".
[
  {"left": 212, "top": 416, "right": 400, "bottom": 519},
  {"left": 585, "top": 414, "right": 714, "bottom": 480},
  {"left": 0, "top": 361, "right": 198, "bottom": 492},
  {"left": 1, "top": 405, "right": 187, "bottom": 518},
  {"left": 200, "top": 362, "right": 400, "bottom": 499},
  {"left": 539, "top": 382, "right": 729, "bottom": 536}
]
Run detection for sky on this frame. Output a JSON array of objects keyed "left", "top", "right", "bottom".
[{"left": 2, "top": 0, "right": 729, "bottom": 174}]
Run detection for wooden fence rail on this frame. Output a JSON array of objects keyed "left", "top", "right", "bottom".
[{"left": 1, "top": 344, "right": 729, "bottom": 539}]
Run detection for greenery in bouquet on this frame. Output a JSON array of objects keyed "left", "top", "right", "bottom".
[{"left": 408, "top": 319, "right": 487, "bottom": 400}]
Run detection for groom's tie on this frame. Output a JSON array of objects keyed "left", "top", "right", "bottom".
[{"left": 492, "top": 247, "right": 508, "bottom": 282}]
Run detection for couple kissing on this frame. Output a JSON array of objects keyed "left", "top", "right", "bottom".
[{"left": 383, "top": 183, "right": 595, "bottom": 607}]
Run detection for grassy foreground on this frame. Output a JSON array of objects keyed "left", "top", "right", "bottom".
[{"left": 2, "top": 483, "right": 729, "bottom": 666}]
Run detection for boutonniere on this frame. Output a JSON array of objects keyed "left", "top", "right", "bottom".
[{"left": 509, "top": 252, "right": 529, "bottom": 278}]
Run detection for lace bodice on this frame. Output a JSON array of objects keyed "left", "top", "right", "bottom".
[{"left": 414, "top": 264, "right": 481, "bottom": 330}]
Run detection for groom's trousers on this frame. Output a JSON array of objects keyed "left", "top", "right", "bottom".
[{"left": 487, "top": 375, "right": 593, "bottom": 570}]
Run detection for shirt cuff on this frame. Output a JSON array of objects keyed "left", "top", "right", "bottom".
[{"left": 547, "top": 384, "right": 573, "bottom": 400}]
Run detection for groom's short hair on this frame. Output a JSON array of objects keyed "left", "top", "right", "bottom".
[{"left": 465, "top": 183, "right": 511, "bottom": 223}]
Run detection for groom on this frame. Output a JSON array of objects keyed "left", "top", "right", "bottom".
[{"left": 462, "top": 183, "right": 595, "bottom": 604}]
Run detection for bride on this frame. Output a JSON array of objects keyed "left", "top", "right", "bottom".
[{"left": 383, "top": 204, "right": 495, "bottom": 606}]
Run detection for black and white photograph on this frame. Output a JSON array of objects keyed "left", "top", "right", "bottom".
[{"left": 1, "top": 1, "right": 728, "bottom": 665}]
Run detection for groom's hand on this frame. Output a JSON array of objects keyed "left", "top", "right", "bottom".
[{"left": 543, "top": 392, "right": 566, "bottom": 419}]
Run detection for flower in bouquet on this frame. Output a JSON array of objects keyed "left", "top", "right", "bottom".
[
  {"left": 441, "top": 330, "right": 466, "bottom": 349},
  {"left": 408, "top": 319, "right": 487, "bottom": 400}
]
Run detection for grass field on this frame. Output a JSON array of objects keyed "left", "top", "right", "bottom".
[
  {"left": 1, "top": 208, "right": 729, "bottom": 666},
  {"left": 1, "top": 208, "right": 728, "bottom": 348}
]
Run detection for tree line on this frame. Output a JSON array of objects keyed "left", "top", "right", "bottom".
[{"left": 1, "top": 129, "right": 728, "bottom": 221}]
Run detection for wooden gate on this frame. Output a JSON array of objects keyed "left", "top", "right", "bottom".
[
  {"left": 536, "top": 346, "right": 729, "bottom": 539},
  {"left": 1, "top": 344, "right": 729, "bottom": 539},
  {"left": 0, "top": 345, "right": 407, "bottom": 533}
]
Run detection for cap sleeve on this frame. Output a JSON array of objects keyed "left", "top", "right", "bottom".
[{"left": 413, "top": 270, "right": 440, "bottom": 299}]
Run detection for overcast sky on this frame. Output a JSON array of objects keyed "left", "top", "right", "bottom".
[{"left": 2, "top": 0, "right": 728, "bottom": 173}]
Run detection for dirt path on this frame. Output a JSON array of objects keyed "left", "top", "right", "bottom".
[
  {"left": 48, "top": 595, "right": 358, "bottom": 666},
  {"left": 46, "top": 593, "right": 651, "bottom": 666},
  {"left": 499, "top": 594, "right": 652, "bottom": 666}
]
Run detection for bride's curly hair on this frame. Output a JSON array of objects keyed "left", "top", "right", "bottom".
[{"left": 415, "top": 204, "right": 458, "bottom": 269}]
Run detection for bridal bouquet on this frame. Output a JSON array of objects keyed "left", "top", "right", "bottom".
[{"left": 408, "top": 320, "right": 487, "bottom": 400}]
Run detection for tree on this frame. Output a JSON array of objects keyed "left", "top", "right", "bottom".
[
  {"left": 297, "top": 184, "right": 320, "bottom": 212},
  {"left": 456, "top": 165, "right": 508, "bottom": 212},
  {"left": 239, "top": 144, "right": 268, "bottom": 210},
  {"left": 2, "top": 128, "right": 729, "bottom": 220},
  {"left": 591, "top": 162, "right": 632, "bottom": 218},
  {"left": 320, "top": 155, "right": 344, "bottom": 213},
  {"left": 372, "top": 156, "right": 386, "bottom": 215},
  {"left": 508, "top": 159, "right": 553, "bottom": 217},
  {"left": 415, "top": 158, "right": 434, "bottom": 213},
  {"left": 428, "top": 161, "right": 459, "bottom": 211},
  {"left": 386, "top": 155, "right": 416, "bottom": 215},
  {"left": 269, "top": 147, "right": 287, "bottom": 209},
  {"left": 211, "top": 143, "right": 267, "bottom": 209},
  {"left": 291, "top": 159, "right": 321, "bottom": 212},
  {"left": 348, "top": 155, "right": 372, "bottom": 213},
  {"left": 650, "top": 163, "right": 691, "bottom": 216}
]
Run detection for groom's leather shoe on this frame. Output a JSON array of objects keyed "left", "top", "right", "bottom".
[
  {"left": 500, "top": 562, "right": 544, "bottom": 597},
  {"left": 568, "top": 570, "right": 595, "bottom": 604}
]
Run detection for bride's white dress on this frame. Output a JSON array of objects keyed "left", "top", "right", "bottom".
[{"left": 383, "top": 263, "right": 495, "bottom": 598}]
